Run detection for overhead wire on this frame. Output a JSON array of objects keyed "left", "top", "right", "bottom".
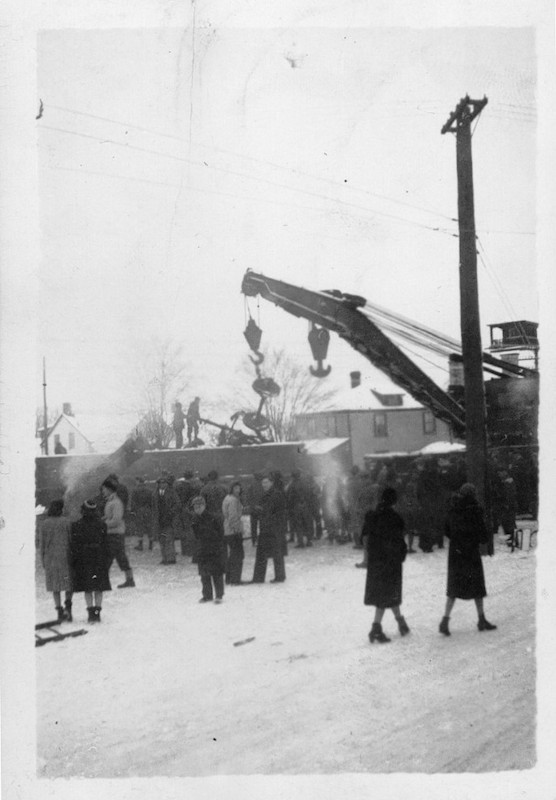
[
  {"left": 39, "top": 123, "right": 458, "bottom": 238},
  {"left": 43, "top": 103, "right": 459, "bottom": 225}
]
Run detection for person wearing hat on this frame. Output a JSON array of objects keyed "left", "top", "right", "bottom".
[
  {"left": 174, "top": 469, "right": 202, "bottom": 558},
  {"left": 39, "top": 499, "right": 73, "bottom": 623},
  {"left": 439, "top": 483, "right": 496, "bottom": 636},
  {"left": 131, "top": 476, "right": 153, "bottom": 551},
  {"left": 70, "top": 500, "right": 111, "bottom": 623},
  {"left": 200, "top": 470, "right": 227, "bottom": 523},
  {"left": 252, "top": 475, "right": 287, "bottom": 584},
  {"left": 152, "top": 475, "right": 180, "bottom": 564},
  {"left": 101, "top": 478, "right": 136, "bottom": 588},
  {"left": 362, "top": 487, "right": 410, "bottom": 643},
  {"left": 191, "top": 495, "right": 226, "bottom": 603}
]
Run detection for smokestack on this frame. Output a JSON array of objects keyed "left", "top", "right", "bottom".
[
  {"left": 350, "top": 371, "right": 361, "bottom": 388},
  {"left": 63, "top": 402, "right": 73, "bottom": 416}
]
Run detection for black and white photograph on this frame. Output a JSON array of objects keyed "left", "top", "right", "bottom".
[{"left": 1, "top": 1, "right": 555, "bottom": 799}]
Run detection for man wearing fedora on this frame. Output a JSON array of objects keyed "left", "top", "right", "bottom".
[{"left": 152, "top": 475, "right": 180, "bottom": 564}]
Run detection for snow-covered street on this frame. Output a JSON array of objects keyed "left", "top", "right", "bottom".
[{"left": 35, "top": 529, "right": 535, "bottom": 778}]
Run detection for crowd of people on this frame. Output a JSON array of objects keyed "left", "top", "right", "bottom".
[{"left": 38, "top": 453, "right": 533, "bottom": 638}]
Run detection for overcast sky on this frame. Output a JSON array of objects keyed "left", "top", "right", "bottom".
[{"left": 36, "top": 23, "right": 537, "bottom": 431}]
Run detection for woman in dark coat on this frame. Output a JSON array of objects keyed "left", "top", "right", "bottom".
[
  {"left": 439, "top": 483, "right": 496, "bottom": 636},
  {"left": 362, "top": 487, "right": 409, "bottom": 643},
  {"left": 70, "top": 500, "right": 111, "bottom": 623}
]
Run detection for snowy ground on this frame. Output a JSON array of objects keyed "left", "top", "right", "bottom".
[{"left": 35, "top": 529, "right": 536, "bottom": 778}]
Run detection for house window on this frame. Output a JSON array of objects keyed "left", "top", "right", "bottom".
[
  {"left": 373, "top": 412, "right": 388, "bottom": 438},
  {"left": 54, "top": 434, "right": 61, "bottom": 446},
  {"left": 423, "top": 410, "right": 436, "bottom": 435},
  {"left": 68, "top": 432, "right": 76, "bottom": 450}
]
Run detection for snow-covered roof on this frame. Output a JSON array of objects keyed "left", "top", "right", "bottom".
[
  {"left": 301, "top": 438, "right": 349, "bottom": 455},
  {"left": 303, "top": 380, "right": 424, "bottom": 413},
  {"left": 412, "top": 441, "right": 466, "bottom": 456},
  {"left": 37, "top": 413, "right": 94, "bottom": 445}
]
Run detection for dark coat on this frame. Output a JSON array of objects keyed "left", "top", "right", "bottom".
[
  {"left": 70, "top": 513, "right": 111, "bottom": 593},
  {"left": 201, "top": 481, "right": 227, "bottom": 518},
  {"left": 363, "top": 506, "right": 407, "bottom": 608},
  {"left": 192, "top": 510, "right": 226, "bottom": 574},
  {"left": 152, "top": 487, "right": 180, "bottom": 534},
  {"left": 258, "top": 486, "right": 287, "bottom": 558},
  {"left": 445, "top": 495, "right": 488, "bottom": 599}
]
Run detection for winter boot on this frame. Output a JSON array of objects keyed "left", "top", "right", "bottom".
[
  {"left": 439, "top": 616, "right": 451, "bottom": 636},
  {"left": 87, "top": 607, "right": 95, "bottom": 624},
  {"left": 477, "top": 614, "right": 497, "bottom": 632},
  {"left": 64, "top": 599, "right": 73, "bottom": 623},
  {"left": 368, "top": 623, "right": 391, "bottom": 644},
  {"left": 93, "top": 606, "right": 102, "bottom": 623},
  {"left": 56, "top": 606, "right": 65, "bottom": 624},
  {"left": 397, "top": 616, "right": 410, "bottom": 636},
  {"left": 118, "top": 570, "right": 136, "bottom": 589}
]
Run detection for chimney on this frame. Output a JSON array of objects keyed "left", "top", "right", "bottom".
[
  {"left": 350, "top": 371, "right": 361, "bottom": 388},
  {"left": 63, "top": 402, "right": 73, "bottom": 416}
]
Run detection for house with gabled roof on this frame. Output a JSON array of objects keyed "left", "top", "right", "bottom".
[
  {"left": 37, "top": 403, "right": 95, "bottom": 455},
  {"left": 294, "top": 371, "right": 456, "bottom": 468}
]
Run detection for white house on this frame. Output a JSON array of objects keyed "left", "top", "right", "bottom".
[{"left": 37, "top": 404, "right": 95, "bottom": 456}]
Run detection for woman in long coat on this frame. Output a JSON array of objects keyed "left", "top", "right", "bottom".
[
  {"left": 439, "top": 483, "right": 496, "bottom": 636},
  {"left": 362, "top": 487, "right": 409, "bottom": 643},
  {"left": 40, "top": 499, "right": 73, "bottom": 622},
  {"left": 70, "top": 500, "right": 111, "bottom": 623}
]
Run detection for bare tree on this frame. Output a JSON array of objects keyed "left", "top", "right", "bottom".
[
  {"left": 232, "top": 348, "right": 338, "bottom": 442},
  {"left": 128, "top": 338, "right": 191, "bottom": 448}
]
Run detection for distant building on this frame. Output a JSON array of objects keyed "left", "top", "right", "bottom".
[
  {"left": 37, "top": 403, "right": 95, "bottom": 456},
  {"left": 294, "top": 372, "right": 456, "bottom": 467},
  {"left": 487, "top": 320, "right": 539, "bottom": 371}
]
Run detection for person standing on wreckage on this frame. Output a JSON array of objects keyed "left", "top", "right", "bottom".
[{"left": 101, "top": 478, "right": 136, "bottom": 588}]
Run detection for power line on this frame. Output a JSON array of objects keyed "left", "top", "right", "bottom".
[
  {"left": 39, "top": 123, "right": 458, "bottom": 237},
  {"left": 45, "top": 103, "right": 458, "bottom": 224}
]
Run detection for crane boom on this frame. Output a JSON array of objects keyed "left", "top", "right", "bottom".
[{"left": 241, "top": 270, "right": 467, "bottom": 436}]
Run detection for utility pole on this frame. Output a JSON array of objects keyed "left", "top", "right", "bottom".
[
  {"left": 442, "top": 95, "right": 492, "bottom": 551},
  {"left": 42, "top": 357, "right": 49, "bottom": 455}
]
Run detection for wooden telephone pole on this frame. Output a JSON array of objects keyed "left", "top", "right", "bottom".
[{"left": 442, "top": 95, "right": 492, "bottom": 549}]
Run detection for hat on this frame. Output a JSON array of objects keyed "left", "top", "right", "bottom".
[
  {"left": 459, "top": 483, "right": 477, "bottom": 497},
  {"left": 102, "top": 478, "right": 118, "bottom": 492},
  {"left": 82, "top": 499, "right": 97, "bottom": 512},
  {"left": 191, "top": 495, "right": 205, "bottom": 506}
]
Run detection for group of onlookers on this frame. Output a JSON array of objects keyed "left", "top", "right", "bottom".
[
  {"left": 39, "top": 475, "right": 136, "bottom": 625},
  {"left": 38, "top": 451, "right": 533, "bottom": 629}
]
